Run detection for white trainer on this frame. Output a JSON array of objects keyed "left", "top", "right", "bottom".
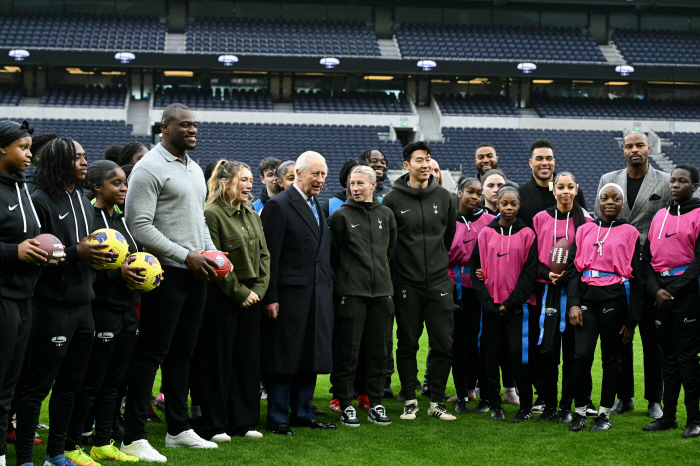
[
  {"left": 428, "top": 402, "right": 457, "bottom": 421},
  {"left": 165, "top": 429, "right": 217, "bottom": 449},
  {"left": 243, "top": 430, "right": 263, "bottom": 439},
  {"left": 400, "top": 400, "right": 419, "bottom": 420},
  {"left": 1, "top": 453, "right": 6, "bottom": 466},
  {"left": 211, "top": 433, "right": 231, "bottom": 443},
  {"left": 120, "top": 439, "right": 167, "bottom": 463}
]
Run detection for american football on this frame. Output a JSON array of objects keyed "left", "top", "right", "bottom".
[
  {"left": 549, "top": 237, "right": 572, "bottom": 275},
  {"left": 34, "top": 234, "right": 65, "bottom": 265},
  {"left": 202, "top": 250, "right": 232, "bottom": 280}
]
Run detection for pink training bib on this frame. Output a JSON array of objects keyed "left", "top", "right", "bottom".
[
  {"left": 648, "top": 206, "right": 700, "bottom": 273},
  {"left": 448, "top": 212, "right": 495, "bottom": 289},
  {"left": 533, "top": 210, "right": 593, "bottom": 283},
  {"left": 574, "top": 221, "right": 639, "bottom": 287}
]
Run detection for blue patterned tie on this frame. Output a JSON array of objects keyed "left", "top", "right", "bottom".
[{"left": 308, "top": 197, "right": 320, "bottom": 225}]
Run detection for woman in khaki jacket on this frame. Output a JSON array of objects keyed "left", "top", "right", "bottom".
[{"left": 198, "top": 160, "right": 270, "bottom": 442}]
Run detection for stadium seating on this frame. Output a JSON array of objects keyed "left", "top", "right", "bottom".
[
  {"left": 395, "top": 24, "right": 605, "bottom": 62},
  {"left": 153, "top": 87, "right": 274, "bottom": 111},
  {"left": 292, "top": 91, "right": 412, "bottom": 114},
  {"left": 658, "top": 132, "right": 700, "bottom": 167},
  {"left": 612, "top": 29, "right": 700, "bottom": 65},
  {"left": 0, "top": 14, "right": 165, "bottom": 51},
  {"left": 533, "top": 97, "right": 700, "bottom": 120},
  {"left": 0, "top": 84, "right": 23, "bottom": 106},
  {"left": 186, "top": 18, "right": 380, "bottom": 56},
  {"left": 434, "top": 94, "right": 520, "bottom": 116},
  {"left": 40, "top": 86, "right": 127, "bottom": 108}
]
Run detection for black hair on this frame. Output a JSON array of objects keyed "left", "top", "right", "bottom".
[
  {"left": 457, "top": 175, "right": 480, "bottom": 192},
  {"left": 121, "top": 164, "right": 134, "bottom": 180},
  {"left": 276, "top": 160, "right": 295, "bottom": 179},
  {"left": 530, "top": 139, "right": 554, "bottom": 157},
  {"left": 497, "top": 185, "right": 520, "bottom": 201},
  {"left": 552, "top": 171, "right": 587, "bottom": 231},
  {"left": 35, "top": 137, "right": 80, "bottom": 201},
  {"left": 403, "top": 141, "right": 431, "bottom": 163},
  {"left": 339, "top": 158, "right": 368, "bottom": 188},
  {"left": 86, "top": 160, "right": 121, "bottom": 201},
  {"left": 103, "top": 144, "right": 122, "bottom": 163},
  {"left": 623, "top": 130, "right": 648, "bottom": 145},
  {"left": 673, "top": 164, "right": 700, "bottom": 185},
  {"left": 161, "top": 103, "right": 191, "bottom": 125},
  {"left": 117, "top": 142, "right": 147, "bottom": 167},
  {"left": 258, "top": 157, "right": 282, "bottom": 177},
  {"left": 482, "top": 168, "right": 508, "bottom": 184},
  {"left": 30, "top": 132, "right": 57, "bottom": 158},
  {"left": 359, "top": 148, "right": 387, "bottom": 163},
  {"left": 475, "top": 142, "right": 495, "bottom": 153}
]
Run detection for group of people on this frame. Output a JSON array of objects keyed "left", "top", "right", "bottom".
[{"left": 0, "top": 102, "right": 698, "bottom": 466}]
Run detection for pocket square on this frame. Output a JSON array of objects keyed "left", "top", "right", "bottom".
[{"left": 649, "top": 193, "right": 662, "bottom": 201}]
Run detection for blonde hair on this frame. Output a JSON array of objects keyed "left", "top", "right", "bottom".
[
  {"left": 206, "top": 159, "right": 252, "bottom": 208},
  {"left": 351, "top": 165, "right": 376, "bottom": 183}
]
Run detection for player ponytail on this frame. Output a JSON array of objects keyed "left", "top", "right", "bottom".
[
  {"left": 35, "top": 137, "right": 80, "bottom": 201},
  {"left": 206, "top": 159, "right": 251, "bottom": 208},
  {"left": 86, "top": 160, "right": 120, "bottom": 201}
]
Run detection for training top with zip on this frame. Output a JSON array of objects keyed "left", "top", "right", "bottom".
[
  {"left": 381, "top": 173, "right": 456, "bottom": 289},
  {"left": 448, "top": 209, "right": 495, "bottom": 289},
  {"left": 642, "top": 197, "right": 700, "bottom": 299},
  {"left": 329, "top": 196, "right": 397, "bottom": 298},
  {"left": 31, "top": 186, "right": 96, "bottom": 309},
  {"left": 0, "top": 171, "right": 42, "bottom": 300},
  {"left": 91, "top": 205, "right": 141, "bottom": 313}
]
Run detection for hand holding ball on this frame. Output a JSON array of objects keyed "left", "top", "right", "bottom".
[
  {"left": 549, "top": 237, "right": 572, "bottom": 275},
  {"left": 126, "top": 253, "right": 163, "bottom": 292},
  {"left": 201, "top": 250, "right": 233, "bottom": 280},
  {"left": 34, "top": 234, "right": 65, "bottom": 265},
  {"left": 88, "top": 228, "right": 130, "bottom": 270}
]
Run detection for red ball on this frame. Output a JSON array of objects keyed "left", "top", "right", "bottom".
[
  {"left": 549, "top": 237, "right": 572, "bottom": 275},
  {"left": 202, "top": 250, "right": 232, "bottom": 280},
  {"left": 34, "top": 234, "right": 65, "bottom": 265}
]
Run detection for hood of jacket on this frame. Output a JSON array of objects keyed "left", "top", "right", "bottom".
[
  {"left": 341, "top": 196, "right": 382, "bottom": 211},
  {"left": 664, "top": 196, "right": 700, "bottom": 215},
  {"left": 486, "top": 217, "right": 529, "bottom": 235},
  {"left": 391, "top": 173, "right": 439, "bottom": 198}
]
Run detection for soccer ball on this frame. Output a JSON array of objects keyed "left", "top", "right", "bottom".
[
  {"left": 126, "top": 252, "right": 163, "bottom": 292},
  {"left": 89, "top": 228, "right": 130, "bottom": 270}
]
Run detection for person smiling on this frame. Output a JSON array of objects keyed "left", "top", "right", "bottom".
[
  {"left": 360, "top": 148, "right": 391, "bottom": 197},
  {"left": 641, "top": 164, "right": 700, "bottom": 438}
]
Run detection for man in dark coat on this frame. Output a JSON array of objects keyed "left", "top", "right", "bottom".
[{"left": 260, "top": 151, "right": 336, "bottom": 436}]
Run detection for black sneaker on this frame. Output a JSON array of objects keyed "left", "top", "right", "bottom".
[
  {"left": 112, "top": 412, "right": 125, "bottom": 440},
  {"left": 538, "top": 406, "right": 558, "bottom": 422},
  {"left": 512, "top": 408, "right": 533, "bottom": 423},
  {"left": 585, "top": 402, "right": 598, "bottom": 417},
  {"left": 683, "top": 423, "right": 700, "bottom": 438},
  {"left": 455, "top": 398, "right": 469, "bottom": 414},
  {"left": 557, "top": 409, "right": 573, "bottom": 424},
  {"left": 643, "top": 418, "right": 678, "bottom": 431},
  {"left": 491, "top": 408, "right": 505, "bottom": 421},
  {"left": 420, "top": 383, "right": 431, "bottom": 398},
  {"left": 590, "top": 413, "right": 612, "bottom": 431},
  {"left": 383, "top": 386, "right": 394, "bottom": 399},
  {"left": 368, "top": 405, "right": 391, "bottom": 425},
  {"left": 531, "top": 398, "right": 545, "bottom": 414},
  {"left": 396, "top": 392, "right": 406, "bottom": 402},
  {"left": 340, "top": 406, "right": 360, "bottom": 427},
  {"left": 473, "top": 400, "right": 491, "bottom": 414},
  {"left": 610, "top": 399, "right": 634, "bottom": 415},
  {"left": 569, "top": 413, "right": 587, "bottom": 432}
]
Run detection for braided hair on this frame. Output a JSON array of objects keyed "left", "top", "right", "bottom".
[
  {"left": 117, "top": 142, "right": 147, "bottom": 167},
  {"left": 35, "top": 137, "right": 80, "bottom": 201},
  {"left": 86, "top": 160, "right": 121, "bottom": 201}
]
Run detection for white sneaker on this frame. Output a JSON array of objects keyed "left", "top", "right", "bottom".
[
  {"left": 165, "top": 429, "right": 217, "bottom": 449},
  {"left": 0, "top": 453, "right": 6, "bottom": 466},
  {"left": 243, "top": 430, "right": 263, "bottom": 439},
  {"left": 428, "top": 402, "right": 457, "bottom": 421},
  {"left": 211, "top": 433, "right": 231, "bottom": 442},
  {"left": 400, "top": 400, "right": 419, "bottom": 420},
  {"left": 121, "top": 439, "right": 167, "bottom": 463}
]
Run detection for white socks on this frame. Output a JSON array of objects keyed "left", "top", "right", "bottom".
[
  {"left": 599, "top": 407, "right": 611, "bottom": 416},
  {"left": 575, "top": 406, "right": 586, "bottom": 416}
]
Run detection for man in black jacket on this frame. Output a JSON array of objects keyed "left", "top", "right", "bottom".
[{"left": 382, "top": 141, "right": 457, "bottom": 422}]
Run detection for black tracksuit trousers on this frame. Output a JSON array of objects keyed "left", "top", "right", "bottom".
[
  {"left": 199, "top": 282, "right": 261, "bottom": 438},
  {"left": 395, "top": 281, "right": 454, "bottom": 403},
  {"left": 451, "top": 288, "right": 481, "bottom": 399},
  {"left": 15, "top": 302, "right": 94, "bottom": 464},
  {"left": 123, "top": 266, "right": 206, "bottom": 442},
  {"left": 0, "top": 299, "right": 32, "bottom": 456},
  {"left": 655, "top": 292, "right": 700, "bottom": 424},
  {"left": 482, "top": 306, "right": 536, "bottom": 410},
  {"left": 573, "top": 296, "right": 627, "bottom": 410},
  {"left": 67, "top": 308, "right": 139, "bottom": 448},
  {"left": 330, "top": 296, "right": 394, "bottom": 409}
]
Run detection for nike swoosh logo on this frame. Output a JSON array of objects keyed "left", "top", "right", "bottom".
[
  {"left": 463, "top": 239, "right": 474, "bottom": 244},
  {"left": 59, "top": 213, "right": 69, "bottom": 219},
  {"left": 665, "top": 233, "right": 677, "bottom": 238},
  {"left": 497, "top": 253, "right": 509, "bottom": 257},
  {"left": 351, "top": 224, "right": 360, "bottom": 228},
  {"left": 441, "top": 293, "right": 449, "bottom": 296},
  {"left": 401, "top": 210, "right": 410, "bottom": 214},
  {"left": 685, "top": 318, "right": 696, "bottom": 323},
  {"left": 8, "top": 204, "right": 18, "bottom": 211},
  {"left": 602, "top": 308, "right": 613, "bottom": 313}
]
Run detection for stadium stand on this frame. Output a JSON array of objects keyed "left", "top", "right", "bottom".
[
  {"left": 612, "top": 29, "right": 700, "bottom": 65},
  {"left": 533, "top": 97, "right": 700, "bottom": 120},
  {"left": 0, "top": 84, "right": 23, "bottom": 106},
  {"left": 292, "top": 91, "right": 412, "bottom": 114},
  {"left": 153, "top": 87, "right": 274, "bottom": 111},
  {"left": 40, "top": 86, "right": 127, "bottom": 108},
  {"left": 434, "top": 94, "right": 520, "bottom": 116},
  {"left": 186, "top": 18, "right": 381, "bottom": 56},
  {"left": 395, "top": 24, "right": 605, "bottom": 62},
  {"left": 658, "top": 131, "right": 700, "bottom": 167},
  {"left": 0, "top": 14, "right": 166, "bottom": 51}
]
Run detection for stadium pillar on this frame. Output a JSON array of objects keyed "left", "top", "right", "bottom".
[
  {"left": 167, "top": 0, "right": 187, "bottom": 33},
  {"left": 374, "top": 7, "right": 392, "bottom": 39}
]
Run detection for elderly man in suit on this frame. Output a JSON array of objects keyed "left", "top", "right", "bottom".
[
  {"left": 260, "top": 151, "right": 336, "bottom": 436},
  {"left": 595, "top": 130, "right": 666, "bottom": 420}
]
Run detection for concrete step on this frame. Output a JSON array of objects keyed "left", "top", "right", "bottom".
[
  {"left": 519, "top": 108, "right": 539, "bottom": 118},
  {"left": 164, "top": 33, "right": 187, "bottom": 54},
  {"left": 600, "top": 44, "right": 626, "bottom": 65},
  {"left": 127, "top": 98, "right": 152, "bottom": 136},
  {"left": 378, "top": 38, "right": 402, "bottom": 59},
  {"left": 273, "top": 102, "right": 294, "bottom": 112}
]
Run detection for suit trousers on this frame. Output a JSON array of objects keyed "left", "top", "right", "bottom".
[{"left": 265, "top": 372, "right": 317, "bottom": 425}]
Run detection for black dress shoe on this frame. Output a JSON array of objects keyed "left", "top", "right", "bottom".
[
  {"left": 648, "top": 402, "right": 663, "bottom": 420},
  {"left": 590, "top": 413, "right": 612, "bottom": 432},
  {"left": 383, "top": 386, "right": 394, "bottom": 399},
  {"left": 557, "top": 409, "right": 573, "bottom": 424},
  {"left": 538, "top": 406, "right": 558, "bottom": 422},
  {"left": 290, "top": 418, "right": 337, "bottom": 430},
  {"left": 267, "top": 422, "right": 293, "bottom": 436},
  {"left": 81, "top": 433, "right": 94, "bottom": 446},
  {"left": 112, "top": 413, "right": 125, "bottom": 440},
  {"left": 610, "top": 399, "right": 634, "bottom": 414},
  {"left": 569, "top": 413, "right": 587, "bottom": 432},
  {"left": 420, "top": 384, "right": 431, "bottom": 398},
  {"left": 683, "top": 423, "right": 700, "bottom": 438},
  {"left": 643, "top": 418, "right": 678, "bottom": 431},
  {"left": 396, "top": 392, "right": 406, "bottom": 402},
  {"left": 491, "top": 408, "right": 505, "bottom": 421},
  {"left": 311, "top": 404, "right": 327, "bottom": 416}
]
